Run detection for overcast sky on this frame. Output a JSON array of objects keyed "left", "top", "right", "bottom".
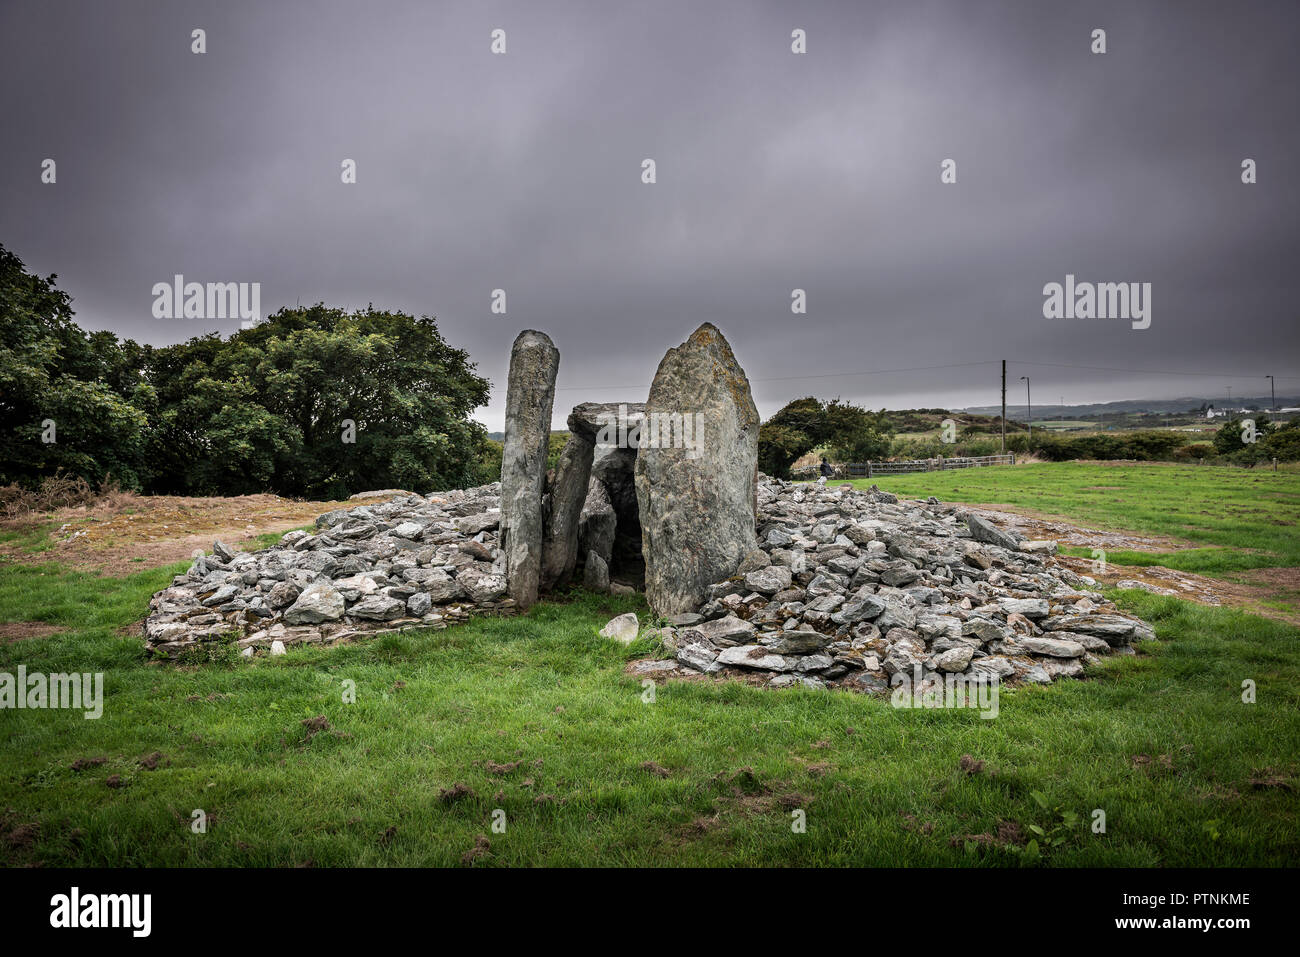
[{"left": 3, "top": 0, "right": 1297, "bottom": 429}]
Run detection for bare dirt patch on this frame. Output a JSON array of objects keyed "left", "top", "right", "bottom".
[
  {"left": 0, "top": 621, "right": 66, "bottom": 642},
  {"left": 1053, "top": 556, "right": 1300, "bottom": 626},
  {"left": 967, "top": 504, "right": 1191, "bottom": 551},
  {"left": 1240, "top": 565, "right": 1300, "bottom": 595},
  {"left": 438, "top": 782, "right": 477, "bottom": 804},
  {"left": 966, "top": 504, "right": 1300, "bottom": 626},
  {"left": 0, "top": 492, "right": 404, "bottom": 575},
  {"left": 949, "top": 820, "right": 1027, "bottom": 849},
  {"left": 1248, "top": 767, "right": 1295, "bottom": 792}
]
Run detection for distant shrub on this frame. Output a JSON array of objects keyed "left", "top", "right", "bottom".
[
  {"left": 1262, "top": 420, "right": 1300, "bottom": 462},
  {"left": 1, "top": 243, "right": 493, "bottom": 499},
  {"left": 759, "top": 397, "right": 892, "bottom": 477},
  {"left": 1032, "top": 430, "right": 1186, "bottom": 462},
  {"left": 0, "top": 471, "right": 125, "bottom": 520}
]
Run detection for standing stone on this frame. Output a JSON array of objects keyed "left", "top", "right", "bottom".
[
  {"left": 635, "top": 323, "right": 760, "bottom": 615},
  {"left": 500, "top": 330, "right": 560, "bottom": 609},
  {"left": 584, "top": 550, "right": 610, "bottom": 592},
  {"left": 578, "top": 477, "right": 617, "bottom": 568},
  {"left": 539, "top": 408, "right": 600, "bottom": 591},
  {"left": 584, "top": 402, "right": 646, "bottom": 577}
]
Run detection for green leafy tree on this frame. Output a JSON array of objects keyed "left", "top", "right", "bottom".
[
  {"left": 1261, "top": 419, "right": 1300, "bottom": 462},
  {"left": 1, "top": 246, "right": 493, "bottom": 498},
  {"left": 757, "top": 396, "right": 894, "bottom": 477},
  {"left": 546, "top": 433, "right": 569, "bottom": 473},
  {"left": 823, "top": 400, "right": 893, "bottom": 462},
  {"left": 146, "top": 304, "right": 492, "bottom": 497},
  {"left": 758, "top": 397, "right": 827, "bottom": 477},
  {"left": 0, "top": 245, "right": 151, "bottom": 488},
  {"left": 1213, "top": 417, "right": 1273, "bottom": 465},
  {"left": 758, "top": 422, "right": 816, "bottom": 478},
  {"left": 474, "top": 438, "right": 505, "bottom": 485}
]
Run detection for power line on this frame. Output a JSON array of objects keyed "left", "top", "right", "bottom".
[
  {"left": 554, "top": 359, "right": 1001, "bottom": 392},
  {"left": 554, "top": 356, "right": 1300, "bottom": 394},
  {"left": 1007, "top": 359, "right": 1300, "bottom": 382}
]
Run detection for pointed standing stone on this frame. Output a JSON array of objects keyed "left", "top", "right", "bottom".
[
  {"left": 540, "top": 422, "right": 595, "bottom": 590},
  {"left": 500, "top": 330, "right": 559, "bottom": 609},
  {"left": 578, "top": 477, "right": 617, "bottom": 569},
  {"left": 635, "top": 323, "right": 759, "bottom": 615}
]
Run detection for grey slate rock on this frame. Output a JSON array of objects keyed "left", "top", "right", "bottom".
[{"left": 500, "top": 330, "right": 560, "bottom": 610}]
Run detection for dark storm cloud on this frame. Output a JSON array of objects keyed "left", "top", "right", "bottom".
[{"left": 2, "top": 0, "right": 1297, "bottom": 429}]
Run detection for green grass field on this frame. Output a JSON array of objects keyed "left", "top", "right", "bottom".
[
  {"left": 1, "top": 462, "right": 1297, "bottom": 866},
  {"left": 856, "top": 462, "right": 1300, "bottom": 576}
]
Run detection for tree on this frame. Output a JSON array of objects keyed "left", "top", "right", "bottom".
[
  {"left": 1213, "top": 417, "right": 1272, "bottom": 464},
  {"left": 0, "top": 244, "right": 495, "bottom": 497},
  {"left": 145, "top": 304, "right": 492, "bottom": 497},
  {"left": 822, "top": 400, "right": 893, "bottom": 462},
  {"left": 1261, "top": 420, "right": 1300, "bottom": 462},
  {"left": 757, "top": 396, "right": 894, "bottom": 477},
  {"left": 0, "top": 244, "right": 151, "bottom": 488},
  {"left": 758, "top": 397, "right": 827, "bottom": 477}
]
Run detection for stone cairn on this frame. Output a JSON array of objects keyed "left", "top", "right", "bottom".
[
  {"left": 144, "top": 321, "right": 1157, "bottom": 694},
  {"left": 636, "top": 478, "right": 1155, "bottom": 691},
  {"left": 143, "top": 484, "right": 512, "bottom": 658}
]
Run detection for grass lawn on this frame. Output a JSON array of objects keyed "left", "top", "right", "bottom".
[
  {"left": 1, "top": 461, "right": 1297, "bottom": 867},
  {"left": 851, "top": 462, "right": 1300, "bottom": 576},
  {"left": 1, "top": 580, "right": 1297, "bottom": 866}
]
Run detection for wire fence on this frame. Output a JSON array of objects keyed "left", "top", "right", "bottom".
[{"left": 790, "top": 453, "right": 1015, "bottom": 481}]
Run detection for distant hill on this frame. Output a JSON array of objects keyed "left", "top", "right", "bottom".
[
  {"left": 961, "top": 396, "right": 1299, "bottom": 417},
  {"left": 886, "top": 409, "right": 1026, "bottom": 434}
]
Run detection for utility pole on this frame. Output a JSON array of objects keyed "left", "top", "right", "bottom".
[
  {"left": 1000, "top": 360, "right": 1006, "bottom": 454},
  {"left": 1020, "top": 375, "right": 1032, "bottom": 442},
  {"left": 1266, "top": 375, "right": 1275, "bottom": 412}
]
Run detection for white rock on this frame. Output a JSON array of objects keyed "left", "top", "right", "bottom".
[
  {"left": 934, "top": 645, "right": 974, "bottom": 672},
  {"left": 599, "top": 612, "right": 640, "bottom": 644},
  {"left": 716, "top": 645, "right": 795, "bottom": 672}
]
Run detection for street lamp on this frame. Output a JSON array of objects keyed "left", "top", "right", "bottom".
[
  {"left": 1020, "top": 376, "right": 1031, "bottom": 441},
  {"left": 1266, "top": 375, "right": 1275, "bottom": 412}
]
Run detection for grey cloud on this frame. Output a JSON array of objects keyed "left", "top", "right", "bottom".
[{"left": 1, "top": 0, "right": 1296, "bottom": 430}]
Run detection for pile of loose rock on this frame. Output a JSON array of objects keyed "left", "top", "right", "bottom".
[
  {"left": 143, "top": 484, "right": 514, "bottom": 658},
  {"left": 640, "top": 476, "right": 1155, "bottom": 692},
  {"left": 144, "top": 320, "right": 1157, "bottom": 694}
]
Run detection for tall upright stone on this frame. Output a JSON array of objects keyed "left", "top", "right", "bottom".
[
  {"left": 541, "top": 402, "right": 640, "bottom": 591},
  {"left": 500, "top": 330, "right": 560, "bottom": 609},
  {"left": 574, "top": 402, "right": 646, "bottom": 581},
  {"left": 578, "top": 476, "right": 617, "bottom": 569},
  {"left": 635, "top": 323, "right": 759, "bottom": 615},
  {"left": 539, "top": 412, "right": 596, "bottom": 591}
]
